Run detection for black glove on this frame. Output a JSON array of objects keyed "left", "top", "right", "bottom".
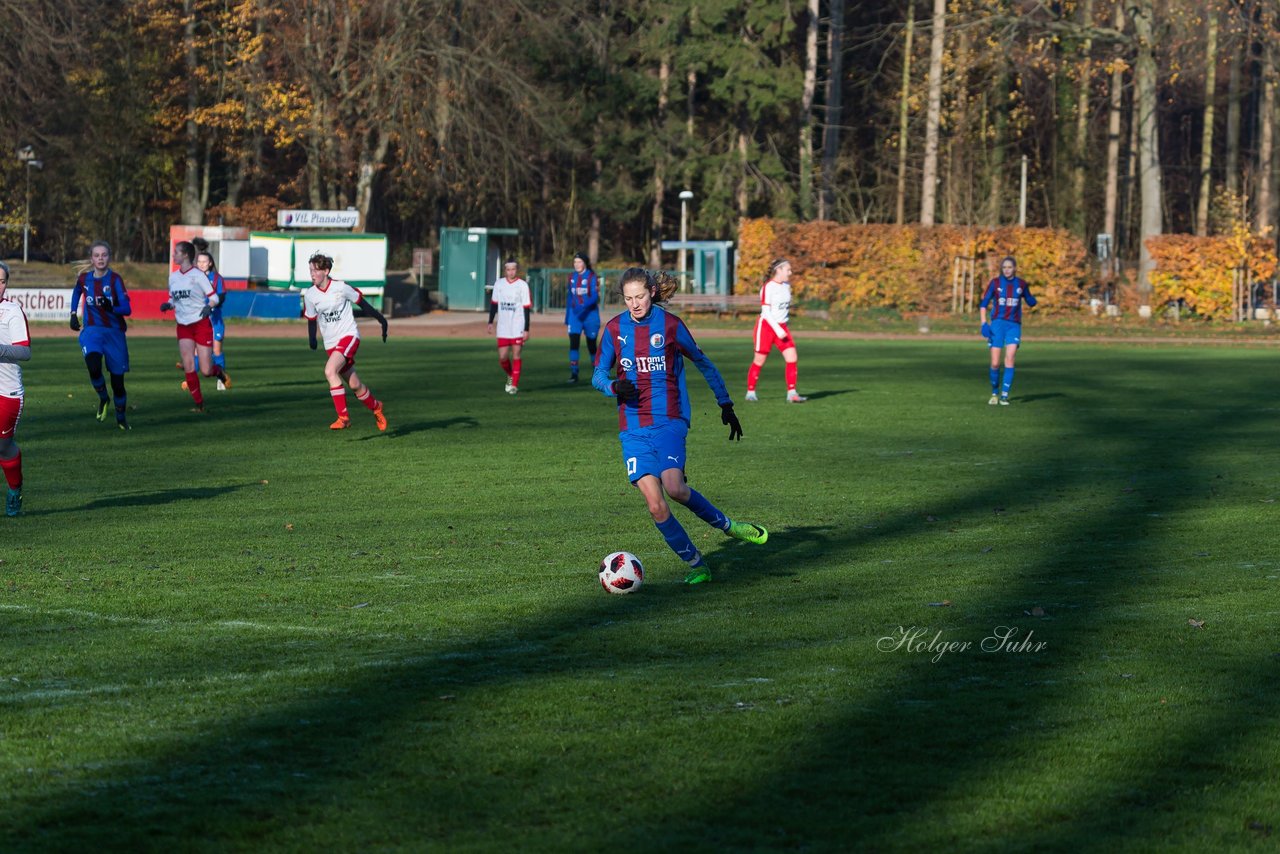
[
  {"left": 199, "top": 305, "right": 212, "bottom": 320},
  {"left": 381, "top": 321, "right": 388, "bottom": 343},
  {"left": 614, "top": 378, "right": 640, "bottom": 403},
  {"left": 69, "top": 314, "right": 81, "bottom": 332},
  {"left": 309, "top": 337, "right": 318, "bottom": 351},
  {"left": 159, "top": 301, "right": 173, "bottom": 312},
  {"left": 721, "top": 403, "right": 743, "bottom": 442}
]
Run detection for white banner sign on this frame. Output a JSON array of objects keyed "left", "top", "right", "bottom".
[
  {"left": 277, "top": 209, "right": 361, "bottom": 229},
  {"left": 9, "top": 288, "right": 73, "bottom": 321}
]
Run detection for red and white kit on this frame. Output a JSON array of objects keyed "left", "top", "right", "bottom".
[
  {"left": 0, "top": 296, "right": 30, "bottom": 437},
  {"left": 491, "top": 276, "right": 532, "bottom": 346},
  {"left": 753, "top": 279, "right": 795, "bottom": 353},
  {"left": 303, "top": 278, "right": 364, "bottom": 362},
  {"left": 169, "top": 266, "right": 215, "bottom": 326}
]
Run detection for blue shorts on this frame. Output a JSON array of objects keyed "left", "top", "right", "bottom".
[
  {"left": 79, "top": 327, "right": 130, "bottom": 374},
  {"left": 989, "top": 319, "right": 1022, "bottom": 349},
  {"left": 211, "top": 313, "right": 225, "bottom": 342},
  {"left": 568, "top": 310, "right": 601, "bottom": 338},
  {"left": 619, "top": 420, "right": 689, "bottom": 483}
]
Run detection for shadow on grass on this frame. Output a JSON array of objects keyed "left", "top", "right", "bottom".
[
  {"left": 27, "top": 483, "right": 259, "bottom": 516},
  {"left": 1013, "top": 392, "right": 1066, "bottom": 403},
  {"left": 354, "top": 416, "right": 479, "bottom": 440},
  {"left": 6, "top": 349, "right": 1278, "bottom": 849}
]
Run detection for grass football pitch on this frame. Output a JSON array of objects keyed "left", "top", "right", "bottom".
[{"left": 2, "top": 333, "right": 1277, "bottom": 851}]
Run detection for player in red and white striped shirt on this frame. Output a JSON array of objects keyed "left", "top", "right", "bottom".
[
  {"left": 745, "top": 259, "right": 806, "bottom": 403},
  {"left": 0, "top": 261, "right": 31, "bottom": 516}
]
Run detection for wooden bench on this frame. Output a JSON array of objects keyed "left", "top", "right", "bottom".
[{"left": 666, "top": 293, "right": 758, "bottom": 317}]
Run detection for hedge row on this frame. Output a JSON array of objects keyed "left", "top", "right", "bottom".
[
  {"left": 1145, "top": 228, "right": 1276, "bottom": 319},
  {"left": 737, "top": 219, "right": 1090, "bottom": 314}
]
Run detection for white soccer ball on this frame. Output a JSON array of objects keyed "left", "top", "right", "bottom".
[{"left": 599, "top": 551, "right": 645, "bottom": 594}]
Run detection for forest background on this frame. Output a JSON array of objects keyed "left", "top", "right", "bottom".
[{"left": 1, "top": 0, "right": 1277, "bottom": 315}]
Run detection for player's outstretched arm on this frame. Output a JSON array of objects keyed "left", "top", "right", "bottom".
[{"left": 356, "top": 297, "right": 388, "bottom": 341}]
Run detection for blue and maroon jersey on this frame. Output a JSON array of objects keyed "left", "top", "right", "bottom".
[
  {"left": 565, "top": 269, "right": 599, "bottom": 321},
  {"left": 206, "top": 270, "right": 227, "bottom": 321},
  {"left": 71, "top": 269, "right": 131, "bottom": 331},
  {"left": 592, "top": 304, "right": 731, "bottom": 431},
  {"left": 979, "top": 276, "right": 1037, "bottom": 323}
]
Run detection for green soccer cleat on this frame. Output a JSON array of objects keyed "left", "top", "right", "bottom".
[
  {"left": 684, "top": 564, "right": 712, "bottom": 585},
  {"left": 727, "top": 520, "right": 769, "bottom": 545},
  {"left": 96, "top": 398, "right": 110, "bottom": 421},
  {"left": 5, "top": 488, "right": 21, "bottom": 517}
]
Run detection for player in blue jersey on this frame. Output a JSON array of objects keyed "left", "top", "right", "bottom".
[
  {"left": 592, "top": 267, "right": 768, "bottom": 585},
  {"left": 979, "top": 256, "right": 1038, "bottom": 405},
  {"left": 69, "top": 241, "right": 132, "bottom": 430},
  {"left": 195, "top": 247, "right": 232, "bottom": 391},
  {"left": 564, "top": 252, "right": 600, "bottom": 384}
]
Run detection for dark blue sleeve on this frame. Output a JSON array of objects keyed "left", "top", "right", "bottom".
[
  {"left": 585, "top": 271, "right": 599, "bottom": 311},
  {"left": 564, "top": 273, "right": 573, "bottom": 324},
  {"left": 676, "top": 319, "right": 730, "bottom": 406},
  {"left": 1022, "top": 281, "right": 1037, "bottom": 307},
  {"left": 71, "top": 276, "right": 85, "bottom": 313},
  {"left": 592, "top": 325, "right": 617, "bottom": 397},
  {"left": 112, "top": 274, "right": 132, "bottom": 316}
]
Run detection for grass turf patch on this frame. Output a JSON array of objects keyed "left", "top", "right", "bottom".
[{"left": 1, "top": 334, "right": 1278, "bottom": 850}]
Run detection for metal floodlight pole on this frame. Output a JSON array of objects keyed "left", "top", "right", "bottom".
[{"left": 679, "top": 190, "right": 694, "bottom": 288}]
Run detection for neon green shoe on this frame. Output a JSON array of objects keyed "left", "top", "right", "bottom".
[
  {"left": 684, "top": 563, "right": 712, "bottom": 585},
  {"left": 96, "top": 398, "right": 110, "bottom": 422},
  {"left": 727, "top": 520, "right": 768, "bottom": 545}
]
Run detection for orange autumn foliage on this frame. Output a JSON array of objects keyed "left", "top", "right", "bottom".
[
  {"left": 1145, "top": 229, "right": 1277, "bottom": 319},
  {"left": 737, "top": 219, "right": 1089, "bottom": 313}
]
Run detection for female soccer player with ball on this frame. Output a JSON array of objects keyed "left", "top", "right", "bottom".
[
  {"left": 487, "top": 259, "right": 532, "bottom": 394},
  {"left": 745, "top": 258, "right": 806, "bottom": 403},
  {"left": 302, "top": 252, "right": 389, "bottom": 431},
  {"left": 979, "top": 255, "right": 1038, "bottom": 405},
  {"left": 592, "top": 267, "right": 769, "bottom": 584},
  {"left": 0, "top": 261, "right": 31, "bottom": 516}
]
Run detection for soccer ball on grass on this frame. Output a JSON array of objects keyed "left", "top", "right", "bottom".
[{"left": 599, "top": 551, "right": 644, "bottom": 594}]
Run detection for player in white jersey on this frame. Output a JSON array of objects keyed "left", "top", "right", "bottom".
[
  {"left": 0, "top": 262, "right": 31, "bottom": 516},
  {"left": 302, "top": 252, "right": 389, "bottom": 431},
  {"left": 160, "top": 240, "right": 229, "bottom": 412},
  {"left": 745, "top": 258, "right": 807, "bottom": 403},
  {"left": 486, "top": 260, "right": 532, "bottom": 394}
]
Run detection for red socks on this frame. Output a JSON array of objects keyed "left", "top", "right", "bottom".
[
  {"left": 330, "top": 386, "right": 350, "bottom": 419},
  {"left": 511, "top": 359, "right": 522, "bottom": 387},
  {"left": 0, "top": 451, "right": 21, "bottom": 489},
  {"left": 185, "top": 372, "right": 203, "bottom": 406},
  {"left": 746, "top": 363, "right": 761, "bottom": 392},
  {"left": 355, "top": 387, "right": 380, "bottom": 412},
  {"left": 499, "top": 358, "right": 512, "bottom": 378},
  {"left": 785, "top": 361, "right": 798, "bottom": 391}
]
